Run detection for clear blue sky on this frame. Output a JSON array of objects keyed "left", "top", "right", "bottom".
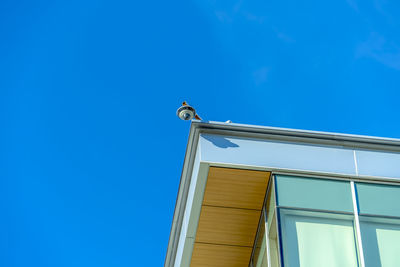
[{"left": 2, "top": 0, "right": 400, "bottom": 266}]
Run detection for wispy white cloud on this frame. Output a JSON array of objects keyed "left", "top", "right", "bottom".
[
  {"left": 213, "top": 0, "right": 241, "bottom": 23},
  {"left": 374, "top": 0, "right": 387, "bottom": 16},
  {"left": 233, "top": 0, "right": 242, "bottom": 13},
  {"left": 373, "top": 0, "right": 395, "bottom": 24},
  {"left": 276, "top": 32, "right": 295, "bottom": 43},
  {"left": 345, "top": 0, "right": 359, "bottom": 12},
  {"left": 214, "top": 11, "right": 233, "bottom": 23},
  {"left": 243, "top": 12, "right": 265, "bottom": 23},
  {"left": 253, "top": 67, "right": 269, "bottom": 85},
  {"left": 271, "top": 27, "right": 295, "bottom": 43},
  {"left": 212, "top": 0, "right": 266, "bottom": 25},
  {"left": 356, "top": 32, "right": 400, "bottom": 70},
  {"left": 209, "top": 1, "right": 293, "bottom": 44}
]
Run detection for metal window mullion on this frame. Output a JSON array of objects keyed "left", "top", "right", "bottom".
[
  {"left": 273, "top": 176, "right": 283, "bottom": 267},
  {"left": 263, "top": 207, "right": 271, "bottom": 267},
  {"left": 351, "top": 181, "right": 365, "bottom": 267}
]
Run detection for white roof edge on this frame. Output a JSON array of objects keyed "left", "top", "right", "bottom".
[
  {"left": 165, "top": 121, "right": 400, "bottom": 266},
  {"left": 193, "top": 120, "right": 400, "bottom": 149},
  {"left": 164, "top": 122, "right": 200, "bottom": 267}
]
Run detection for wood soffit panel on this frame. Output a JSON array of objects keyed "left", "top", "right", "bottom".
[
  {"left": 191, "top": 167, "right": 270, "bottom": 267},
  {"left": 203, "top": 167, "right": 270, "bottom": 210},
  {"left": 191, "top": 243, "right": 253, "bottom": 267},
  {"left": 195, "top": 206, "right": 260, "bottom": 247}
]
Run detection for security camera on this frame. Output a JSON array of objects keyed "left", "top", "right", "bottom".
[
  {"left": 177, "top": 105, "right": 195, "bottom": 120},
  {"left": 177, "top": 101, "right": 202, "bottom": 121}
]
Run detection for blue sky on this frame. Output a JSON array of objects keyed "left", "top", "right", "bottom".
[{"left": 2, "top": 0, "right": 400, "bottom": 266}]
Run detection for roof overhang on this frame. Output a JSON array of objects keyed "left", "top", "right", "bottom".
[{"left": 165, "top": 121, "right": 400, "bottom": 267}]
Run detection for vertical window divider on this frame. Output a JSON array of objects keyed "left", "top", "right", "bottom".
[
  {"left": 351, "top": 181, "right": 365, "bottom": 267},
  {"left": 263, "top": 207, "right": 271, "bottom": 267},
  {"left": 273, "top": 176, "right": 283, "bottom": 267}
]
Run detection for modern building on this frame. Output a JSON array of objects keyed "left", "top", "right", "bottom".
[{"left": 165, "top": 121, "right": 400, "bottom": 267}]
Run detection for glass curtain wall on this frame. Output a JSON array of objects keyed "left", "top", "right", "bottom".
[
  {"left": 250, "top": 178, "right": 279, "bottom": 267},
  {"left": 250, "top": 174, "right": 400, "bottom": 267},
  {"left": 276, "top": 175, "right": 359, "bottom": 267},
  {"left": 356, "top": 183, "right": 400, "bottom": 267}
]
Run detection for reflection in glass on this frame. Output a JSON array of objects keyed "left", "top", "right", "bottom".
[
  {"left": 252, "top": 213, "right": 268, "bottom": 267},
  {"left": 267, "top": 213, "right": 279, "bottom": 267},
  {"left": 266, "top": 181, "right": 279, "bottom": 267},
  {"left": 280, "top": 210, "right": 358, "bottom": 267},
  {"left": 356, "top": 183, "right": 400, "bottom": 217},
  {"left": 276, "top": 175, "right": 353, "bottom": 213},
  {"left": 360, "top": 217, "right": 400, "bottom": 267},
  {"left": 251, "top": 179, "right": 279, "bottom": 267}
]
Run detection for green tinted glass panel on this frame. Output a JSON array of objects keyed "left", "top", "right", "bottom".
[
  {"left": 360, "top": 217, "right": 400, "bottom": 267},
  {"left": 356, "top": 183, "right": 400, "bottom": 217},
  {"left": 280, "top": 210, "right": 358, "bottom": 267},
  {"left": 276, "top": 175, "right": 353, "bottom": 212}
]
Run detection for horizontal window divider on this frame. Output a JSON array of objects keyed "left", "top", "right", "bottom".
[
  {"left": 277, "top": 205, "right": 354, "bottom": 215},
  {"left": 358, "top": 213, "right": 400, "bottom": 220},
  {"left": 272, "top": 172, "right": 354, "bottom": 182},
  {"left": 271, "top": 171, "right": 400, "bottom": 186}
]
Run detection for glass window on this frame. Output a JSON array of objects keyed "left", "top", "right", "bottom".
[
  {"left": 252, "top": 213, "right": 268, "bottom": 267},
  {"left": 275, "top": 175, "right": 353, "bottom": 212},
  {"left": 250, "top": 174, "right": 400, "bottom": 267},
  {"left": 360, "top": 217, "right": 400, "bottom": 267},
  {"left": 280, "top": 210, "right": 359, "bottom": 267},
  {"left": 266, "top": 185, "right": 279, "bottom": 267},
  {"left": 251, "top": 179, "right": 279, "bottom": 267},
  {"left": 267, "top": 212, "right": 279, "bottom": 267},
  {"left": 356, "top": 183, "right": 400, "bottom": 217}
]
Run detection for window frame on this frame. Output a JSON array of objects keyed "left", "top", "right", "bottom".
[{"left": 250, "top": 172, "right": 400, "bottom": 267}]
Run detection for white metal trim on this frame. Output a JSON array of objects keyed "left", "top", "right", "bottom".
[
  {"left": 202, "top": 161, "right": 400, "bottom": 185},
  {"left": 351, "top": 181, "right": 365, "bottom": 267},
  {"left": 264, "top": 208, "right": 272, "bottom": 267},
  {"left": 272, "top": 176, "right": 283, "bottom": 267},
  {"left": 353, "top": 150, "right": 359, "bottom": 176},
  {"left": 193, "top": 121, "right": 400, "bottom": 151}
]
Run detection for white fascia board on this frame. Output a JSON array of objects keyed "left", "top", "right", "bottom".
[
  {"left": 195, "top": 121, "right": 400, "bottom": 151},
  {"left": 164, "top": 123, "right": 200, "bottom": 267},
  {"left": 199, "top": 134, "right": 357, "bottom": 176},
  {"left": 355, "top": 150, "right": 400, "bottom": 179},
  {"left": 173, "top": 155, "right": 209, "bottom": 267}
]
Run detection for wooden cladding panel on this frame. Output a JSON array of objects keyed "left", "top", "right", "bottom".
[
  {"left": 191, "top": 167, "right": 271, "bottom": 267},
  {"left": 195, "top": 206, "right": 260, "bottom": 247},
  {"left": 191, "top": 243, "right": 252, "bottom": 267},
  {"left": 203, "top": 167, "right": 270, "bottom": 210}
]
